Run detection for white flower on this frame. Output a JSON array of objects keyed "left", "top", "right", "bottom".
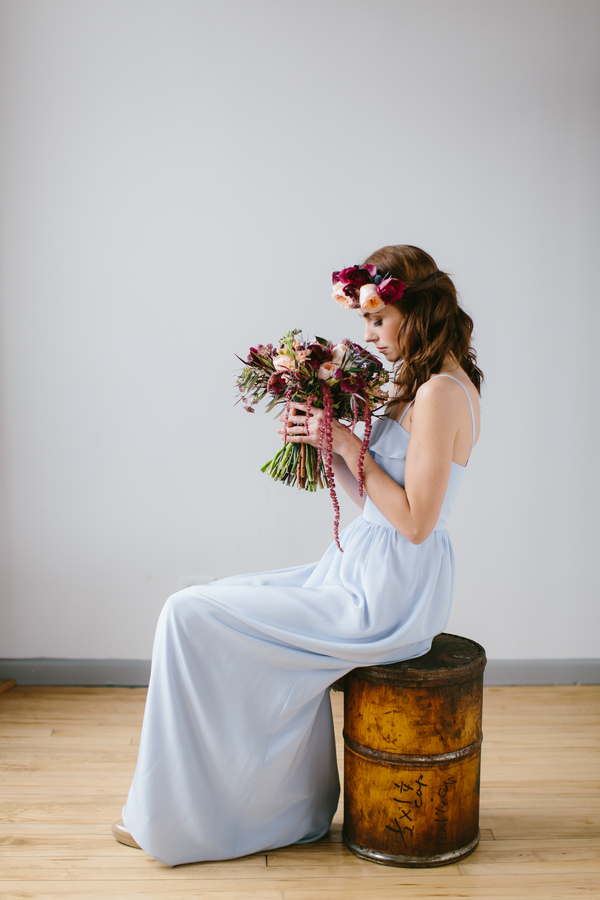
[{"left": 331, "top": 343, "right": 348, "bottom": 368}]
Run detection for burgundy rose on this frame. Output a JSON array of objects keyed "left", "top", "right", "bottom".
[
  {"left": 335, "top": 265, "right": 374, "bottom": 287},
  {"left": 377, "top": 277, "right": 405, "bottom": 304},
  {"left": 267, "top": 373, "right": 287, "bottom": 394},
  {"left": 307, "top": 341, "right": 333, "bottom": 365}
]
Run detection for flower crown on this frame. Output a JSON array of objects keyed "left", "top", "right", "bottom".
[{"left": 332, "top": 264, "right": 405, "bottom": 313}]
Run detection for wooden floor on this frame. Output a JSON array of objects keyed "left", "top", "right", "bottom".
[{"left": 0, "top": 684, "right": 598, "bottom": 899}]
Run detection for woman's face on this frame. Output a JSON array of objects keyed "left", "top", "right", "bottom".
[{"left": 360, "top": 304, "right": 405, "bottom": 363}]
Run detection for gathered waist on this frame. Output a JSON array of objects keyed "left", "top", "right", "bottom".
[{"left": 361, "top": 498, "right": 449, "bottom": 533}]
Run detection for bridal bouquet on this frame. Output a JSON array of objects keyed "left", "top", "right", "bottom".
[{"left": 236, "top": 330, "right": 388, "bottom": 549}]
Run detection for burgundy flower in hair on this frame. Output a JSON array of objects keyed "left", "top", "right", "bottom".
[
  {"left": 376, "top": 277, "right": 405, "bottom": 304},
  {"left": 332, "top": 264, "right": 405, "bottom": 312},
  {"left": 332, "top": 265, "right": 376, "bottom": 287}
]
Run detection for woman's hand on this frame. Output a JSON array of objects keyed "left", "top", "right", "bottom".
[{"left": 276, "top": 402, "right": 356, "bottom": 455}]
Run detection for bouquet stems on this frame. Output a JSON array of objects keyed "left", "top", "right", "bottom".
[{"left": 261, "top": 442, "right": 328, "bottom": 491}]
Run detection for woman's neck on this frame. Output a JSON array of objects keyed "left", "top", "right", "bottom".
[{"left": 438, "top": 355, "right": 461, "bottom": 375}]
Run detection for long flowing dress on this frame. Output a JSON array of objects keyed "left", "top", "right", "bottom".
[{"left": 122, "top": 374, "right": 476, "bottom": 866}]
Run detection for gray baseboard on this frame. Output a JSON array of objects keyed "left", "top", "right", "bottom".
[
  {"left": 0, "top": 658, "right": 151, "bottom": 686},
  {"left": 483, "top": 659, "right": 600, "bottom": 686},
  {"left": 0, "top": 658, "right": 598, "bottom": 687}
]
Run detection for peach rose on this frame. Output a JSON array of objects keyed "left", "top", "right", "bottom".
[
  {"left": 359, "top": 283, "right": 385, "bottom": 313},
  {"left": 273, "top": 354, "right": 294, "bottom": 372},
  {"left": 317, "top": 361, "right": 338, "bottom": 382},
  {"left": 332, "top": 283, "right": 356, "bottom": 309}
]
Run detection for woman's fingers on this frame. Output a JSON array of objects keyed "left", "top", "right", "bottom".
[{"left": 276, "top": 405, "right": 325, "bottom": 444}]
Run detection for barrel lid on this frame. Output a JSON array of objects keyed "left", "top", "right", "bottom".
[{"left": 353, "top": 633, "right": 487, "bottom": 686}]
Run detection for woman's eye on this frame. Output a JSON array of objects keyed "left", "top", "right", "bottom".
[{"left": 374, "top": 319, "right": 382, "bottom": 327}]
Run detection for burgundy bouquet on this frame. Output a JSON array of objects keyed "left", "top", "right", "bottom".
[{"left": 236, "top": 330, "right": 388, "bottom": 550}]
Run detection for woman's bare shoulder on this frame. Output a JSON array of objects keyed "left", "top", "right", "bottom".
[
  {"left": 416, "top": 372, "right": 479, "bottom": 420},
  {"left": 414, "top": 372, "right": 480, "bottom": 445},
  {"left": 415, "top": 373, "right": 465, "bottom": 402}
]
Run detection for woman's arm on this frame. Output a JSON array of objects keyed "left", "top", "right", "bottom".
[{"left": 280, "top": 379, "right": 465, "bottom": 544}]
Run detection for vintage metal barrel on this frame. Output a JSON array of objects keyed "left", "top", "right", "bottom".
[{"left": 343, "top": 632, "right": 486, "bottom": 867}]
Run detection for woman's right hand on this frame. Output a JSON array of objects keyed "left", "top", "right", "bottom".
[
  {"left": 277, "top": 402, "right": 358, "bottom": 456},
  {"left": 276, "top": 402, "right": 324, "bottom": 447}
]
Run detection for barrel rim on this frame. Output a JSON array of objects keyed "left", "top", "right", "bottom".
[
  {"left": 342, "top": 831, "right": 480, "bottom": 868},
  {"left": 350, "top": 633, "right": 487, "bottom": 686}
]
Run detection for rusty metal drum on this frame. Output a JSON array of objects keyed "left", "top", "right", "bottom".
[{"left": 342, "top": 632, "right": 486, "bottom": 867}]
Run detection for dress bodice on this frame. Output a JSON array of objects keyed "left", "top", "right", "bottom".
[{"left": 363, "top": 416, "right": 466, "bottom": 532}]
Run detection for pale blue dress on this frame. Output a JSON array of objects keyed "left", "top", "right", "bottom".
[{"left": 122, "top": 374, "right": 476, "bottom": 866}]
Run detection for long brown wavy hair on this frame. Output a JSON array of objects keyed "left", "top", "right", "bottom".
[{"left": 363, "top": 245, "right": 483, "bottom": 410}]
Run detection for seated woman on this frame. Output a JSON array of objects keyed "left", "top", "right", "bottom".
[{"left": 112, "top": 243, "right": 482, "bottom": 866}]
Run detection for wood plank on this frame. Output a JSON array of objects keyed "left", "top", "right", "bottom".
[
  {"left": 267, "top": 849, "right": 461, "bottom": 870},
  {"left": 0, "top": 736, "right": 135, "bottom": 748},
  {"left": 282, "top": 887, "right": 599, "bottom": 900},
  {"left": 0, "top": 801, "right": 137, "bottom": 823},
  {"left": 0, "top": 887, "right": 283, "bottom": 899},
  {"left": 0, "top": 680, "right": 16, "bottom": 695},
  {"left": 0, "top": 786, "right": 129, "bottom": 796},
  {"left": 0, "top": 834, "right": 265, "bottom": 860},
  {"left": 0, "top": 864, "right": 464, "bottom": 881},
  {"left": 0, "top": 775, "right": 133, "bottom": 788}
]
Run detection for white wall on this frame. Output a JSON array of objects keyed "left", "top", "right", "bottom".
[{"left": 0, "top": 0, "right": 598, "bottom": 661}]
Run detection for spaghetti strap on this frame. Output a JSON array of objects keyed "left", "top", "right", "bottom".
[
  {"left": 430, "top": 374, "right": 476, "bottom": 459},
  {"left": 398, "top": 400, "right": 414, "bottom": 425}
]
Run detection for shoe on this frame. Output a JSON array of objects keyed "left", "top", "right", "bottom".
[{"left": 112, "top": 818, "right": 141, "bottom": 849}]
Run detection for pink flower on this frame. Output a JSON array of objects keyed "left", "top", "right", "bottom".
[
  {"left": 377, "top": 277, "right": 405, "bottom": 304},
  {"left": 317, "top": 361, "right": 338, "bottom": 382},
  {"left": 359, "top": 284, "right": 385, "bottom": 313},
  {"left": 273, "top": 354, "right": 294, "bottom": 372}
]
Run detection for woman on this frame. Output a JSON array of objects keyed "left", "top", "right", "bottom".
[{"left": 113, "top": 244, "right": 482, "bottom": 866}]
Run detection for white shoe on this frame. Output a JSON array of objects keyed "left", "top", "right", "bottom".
[{"left": 111, "top": 818, "right": 141, "bottom": 849}]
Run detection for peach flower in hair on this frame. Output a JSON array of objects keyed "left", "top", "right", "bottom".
[{"left": 359, "top": 284, "right": 386, "bottom": 313}]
